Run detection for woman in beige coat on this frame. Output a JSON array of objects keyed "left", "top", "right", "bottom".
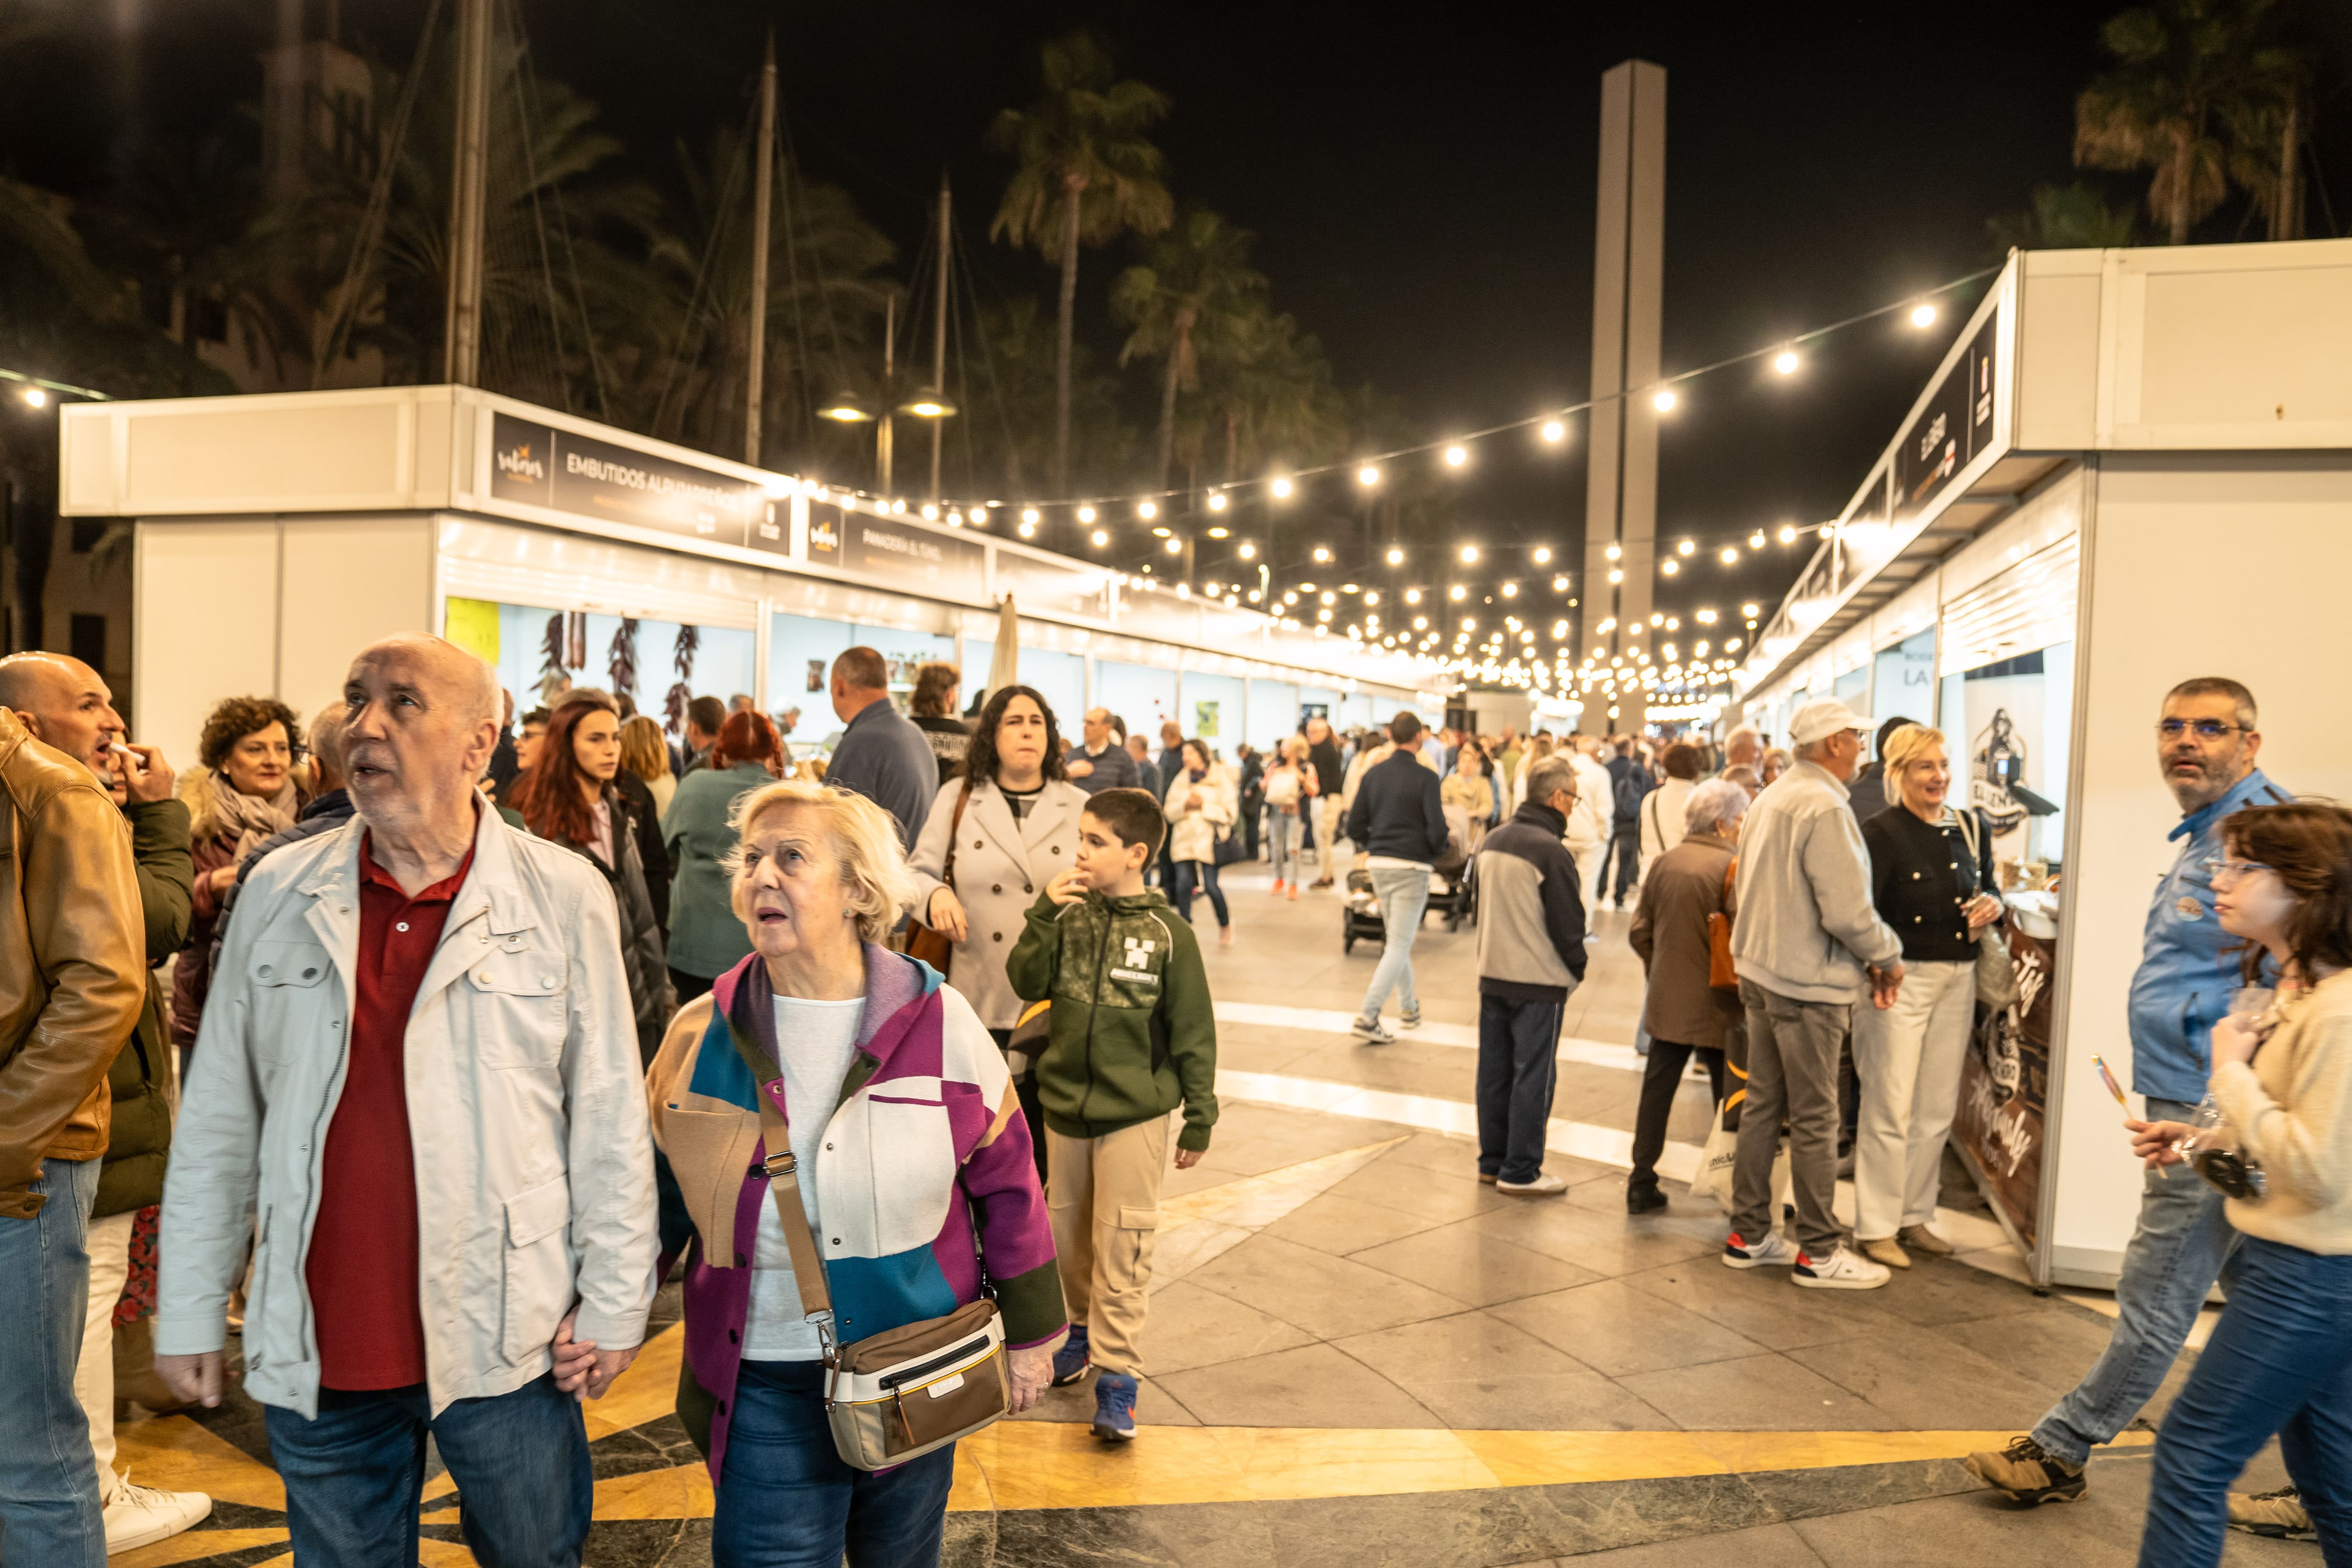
[{"left": 910, "top": 685, "right": 1088, "bottom": 1175}]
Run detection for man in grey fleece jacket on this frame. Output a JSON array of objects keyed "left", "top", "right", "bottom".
[
  {"left": 1723, "top": 700, "right": 1904, "bottom": 1290},
  {"left": 1473, "top": 756, "right": 1589, "bottom": 1194}
]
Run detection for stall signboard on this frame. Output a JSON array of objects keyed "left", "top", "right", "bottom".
[
  {"left": 490, "top": 412, "right": 783, "bottom": 552},
  {"left": 1954, "top": 926, "right": 2055, "bottom": 1248},
  {"left": 806, "top": 503, "right": 987, "bottom": 599},
  {"left": 1894, "top": 313, "right": 2000, "bottom": 525}
]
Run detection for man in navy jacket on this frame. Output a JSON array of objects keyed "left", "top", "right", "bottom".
[{"left": 1346, "top": 713, "right": 1450, "bottom": 1043}]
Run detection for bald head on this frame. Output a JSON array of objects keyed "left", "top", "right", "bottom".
[
  {"left": 341, "top": 635, "right": 501, "bottom": 837},
  {"left": 0, "top": 652, "right": 122, "bottom": 775}
]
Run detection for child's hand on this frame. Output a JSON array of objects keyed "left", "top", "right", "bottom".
[
  {"left": 1173, "top": 1148, "right": 1203, "bottom": 1169},
  {"left": 1046, "top": 867, "right": 1089, "bottom": 906}
]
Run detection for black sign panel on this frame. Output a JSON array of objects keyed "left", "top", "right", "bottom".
[
  {"left": 1893, "top": 313, "right": 2000, "bottom": 525},
  {"left": 806, "top": 503, "right": 987, "bottom": 596},
  {"left": 489, "top": 412, "right": 781, "bottom": 551}
]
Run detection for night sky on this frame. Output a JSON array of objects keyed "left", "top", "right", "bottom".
[{"left": 5, "top": 0, "right": 2347, "bottom": 626}]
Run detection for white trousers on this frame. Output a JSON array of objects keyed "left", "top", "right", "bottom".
[
  {"left": 1570, "top": 841, "right": 1606, "bottom": 910},
  {"left": 1851, "top": 958, "right": 1976, "bottom": 1241},
  {"left": 73, "top": 1210, "right": 134, "bottom": 1507}
]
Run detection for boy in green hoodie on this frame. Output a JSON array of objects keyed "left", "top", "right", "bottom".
[{"left": 1006, "top": 786, "right": 1218, "bottom": 1441}]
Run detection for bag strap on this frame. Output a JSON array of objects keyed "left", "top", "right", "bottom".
[
  {"left": 941, "top": 780, "right": 972, "bottom": 892},
  {"left": 727, "top": 1016, "right": 839, "bottom": 1346},
  {"left": 1951, "top": 806, "right": 1990, "bottom": 894}
]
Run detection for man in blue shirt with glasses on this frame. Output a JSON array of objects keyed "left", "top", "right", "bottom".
[{"left": 1968, "top": 676, "right": 2288, "bottom": 1508}]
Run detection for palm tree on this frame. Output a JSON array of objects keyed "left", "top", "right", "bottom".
[
  {"left": 1112, "top": 207, "right": 1265, "bottom": 490},
  {"left": 1986, "top": 182, "right": 2141, "bottom": 251},
  {"left": 2073, "top": 0, "right": 2303, "bottom": 244},
  {"left": 987, "top": 29, "right": 1172, "bottom": 497},
  {"left": 969, "top": 294, "right": 1136, "bottom": 506},
  {"left": 1186, "top": 298, "right": 1347, "bottom": 484}
]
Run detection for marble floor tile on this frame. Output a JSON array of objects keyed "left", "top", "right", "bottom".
[
  {"left": 1615, "top": 1260, "right": 1913, "bottom": 1353},
  {"left": 1142, "top": 1281, "right": 1318, "bottom": 1375},
  {"left": 1614, "top": 1353, "right": 1902, "bottom": 1433},
  {"left": 1466, "top": 1200, "right": 1724, "bottom": 1279},
  {"left": 1332, "top": 1311, "right": 1675, "bottom": 1432},
  {"left": 1008, "top": 1370, "right": 1203, "bottom": 1428},
  {"left": 1345, "top": 1221, "right": 1606, "bottom": 1306},
  {"left": 1181, "top": 1232, "right": 1474, "bottom": 1340},
  {"left": 1152, "top": 1342, "right": 1445, "bottom": 1429},
  {"left": 1521, "top": 1518, "right": 1828, "bottom": 1566},
  {"left": 1489, "top": 1278, "right": 1768, "bottom": 1378},
  {"left": 1321, "top": 1151, "right": 1513, "bottom": 1225},
  {"left": 1256, "top": 1187, "right": 1449, "bottom": 1255},
  {"left": 1788, "top": 1328, "right": 2083, "bottom": 1432}
]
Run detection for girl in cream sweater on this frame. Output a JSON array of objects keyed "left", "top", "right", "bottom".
[{"left": 2127, "top": 802, "right": 2352, "bottom": 1565}]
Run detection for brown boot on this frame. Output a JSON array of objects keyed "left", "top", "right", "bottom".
[{"left": 1898, "top": 1224, "right": 1956, "bottom": 1256}]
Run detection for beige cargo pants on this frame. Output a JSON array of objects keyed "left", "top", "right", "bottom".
[{"left": 1045, "top": 1115, "right": 1170, "bottom": 1377}]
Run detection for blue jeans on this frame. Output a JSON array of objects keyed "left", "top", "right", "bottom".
[
  {"left": 263, "top": 1373, "right": 591, "bottom": 1567},
  {"left": 1268, "top": 812, "right": 1299, "bottom": 884},
  {"left": 0, "top": 1154, "right": 105, "bottom": 1568},
  {"left": 714, "top": 1358, "right": 958, "bottom": 1567},
  {"left": 2031, "top": 1098, "right": 2235, "bottom": 1466},
  {"left": 2139, "top": 1235, "right": 2352, "bottom": 1565},
  {"left": 1477, "top": 994, "right": 1564, "bottom": 1185},
  {"left": 1171, "top": 859, "right": 1229, "bottom": 928},
  {"left": 1359, "top": 867, "right": 1431, "bottom": 1020}
]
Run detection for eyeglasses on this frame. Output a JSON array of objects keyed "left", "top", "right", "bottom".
[
  {"left": 2158, "top": 719, "right": 2249, "bottom": 742},
  {"left": 2201, "top": 856, "right": 2273, "bottom": 885}
]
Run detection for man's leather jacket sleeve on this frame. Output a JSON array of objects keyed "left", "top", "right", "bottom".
[{"left": 0, "top": 782, "right": 145, "bottom": 1215}]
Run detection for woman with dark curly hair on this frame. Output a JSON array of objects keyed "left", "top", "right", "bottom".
[
  {"left": 908, "top": 686, "right": 1086, "bottom": 1180},
  {"left": 511, "top": 693, "right": 676, "bottom": 1060},
  {"left": 171, "top": 695, "right": 307, "bottom": 1051}
]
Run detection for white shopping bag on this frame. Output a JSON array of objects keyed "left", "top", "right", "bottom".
[{"left": 1689, "top": 1099, "right": 1791, "bottom": 1216}]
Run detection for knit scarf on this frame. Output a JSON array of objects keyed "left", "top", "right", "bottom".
[{"left": 207, "top": 775, "right": 299, "bottom": 859}]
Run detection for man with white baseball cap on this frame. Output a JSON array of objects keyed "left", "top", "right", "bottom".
[{"left": 1720, "top": 698, "right": 1905, "bottom": 1290}]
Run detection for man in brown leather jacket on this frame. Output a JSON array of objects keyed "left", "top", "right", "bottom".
[{"left": 0, "top": 701, "right": 146, "bottom": 1567}]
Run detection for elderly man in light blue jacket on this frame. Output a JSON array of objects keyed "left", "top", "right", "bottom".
[{"left": 1721, "top": 699, "right": 1904, "bottom": 1293}]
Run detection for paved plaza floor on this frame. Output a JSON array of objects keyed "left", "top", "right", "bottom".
[{"left": 121, "top": 853, "right": 2304, "bottom": 1566}]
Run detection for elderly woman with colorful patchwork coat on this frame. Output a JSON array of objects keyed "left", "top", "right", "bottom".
[{"left": 644, "top": 779, "right": 1065, "bottom": 1568}]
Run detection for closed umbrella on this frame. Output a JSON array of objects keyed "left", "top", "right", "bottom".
[{"left": 987, "top": 594, "right": 1019, "bottom": 697}]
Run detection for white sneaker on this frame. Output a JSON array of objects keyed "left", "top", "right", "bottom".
[
  {"left": 1793, "top": 1243, "right": 1893, "bottom": 1290},
  {"left": 104, "top": 1475, "right": 213, "bottom": 1553},
  {"left": 1351, "top": 1016, "right": 1396, "bottom": 1044},
  {"left": 1496, "top": 1172, "right": 1569, "bottom": 1195},
  {"left": 1720, "top": 1229, "right": 1800, "bottom": 1269}
]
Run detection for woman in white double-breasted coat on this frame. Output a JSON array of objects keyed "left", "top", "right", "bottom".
[{"left": 909, "top": 684, "right": 1088, "bottom": 1179}]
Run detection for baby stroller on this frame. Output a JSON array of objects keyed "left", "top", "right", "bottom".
[{"left": 1340, "top": 815, "right": 1478, "bottom": 952}]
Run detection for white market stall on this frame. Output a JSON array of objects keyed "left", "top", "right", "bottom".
[
  {"left": 1732, "top": 235, "right": 2352, "bottom": 1288},
  {"left": 55, "top": 385, "right": 1447, "bottom": 769}
]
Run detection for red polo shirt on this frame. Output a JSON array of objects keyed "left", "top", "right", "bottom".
[{"left": 305, "top": 833, "right": 477, "bottom": 1391}]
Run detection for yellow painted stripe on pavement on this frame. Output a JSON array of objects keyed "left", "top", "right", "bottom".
[{"left": 583, "top": 1424, "right": 2155, "bottom": 1517}]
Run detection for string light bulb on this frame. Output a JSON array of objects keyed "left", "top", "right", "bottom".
[
  {"left": 1459, "top": 545, "right": 1479, "bottom": 564},
  {"left": 1163, "top": 536, "right": 1182, "bottom": 554},
  {"left": 1357, "top": 465, "right": 1380, "bottom": 487},
  {"left": 1607, "top": 568, "right": 1623, "bottom": 584},
  {"left": 1077, "top": 505, "right": 1097, "bottom": 524},
  {"left": 1207, "top": 491, "right": 1228, "bottom": 512},
  {"left": 1720, "top": 547, "right": 1739, "bottom": 565},
  {"left": 1605, "top": 543, "right": 1622, "bottom": 562},
  {"left": 1449, "top": 584, "right": 1467, "bottom": 601},
  {"left": 1653, "top": 388, "right": 1678, "bottom": 412},
  {"left": 1910, "top": 303, "right": 1938, "bottom": 328},
  {"left": 1137, "top": 500, "right": 1158, "bottom": 520},
  {"left": 1661, "top": 559, "right": 1679, "bottom": 575},
  {"left": 1778, "top": 524, "right": 1798, "bottom": 543},
  {"left": 1405, "top": 588, "right": 1421, "bottom": 604},
  {"left": 1749, "top": 529, "right": 1767, "bottom": 548},
  {"left": 1386, "top": 546, "right": 1404, "bottom": 566},
  {"left": 1271, "top": 476, "right": 1293, "bottom": 499},
  {"left": 1313, "top": 545, "right": 1332, "bottom": 563},
  {"left": 1089, "top": 528, "right": 1109, "bottom": 547},
  {"left": 1540, "top": 419, "right": 1565, "bottom": 443},
  {"left": 1774, "top": 349, "right": 1800, "bottom": 375},
  {"left": 1443, "top": 444, "right": 1467, "bottom": 467},
  {"left": 22, "top": 387, "right": 49, "bottom": 408},
  {"left": 1238, "top": 541, "right": 1257, "bottom": 559},
  {"left": 1020, "top": 507, "right": 1040, "bottom": 525}
]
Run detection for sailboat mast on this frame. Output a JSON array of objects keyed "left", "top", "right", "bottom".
[
  {"left": 929, "top": 172, "right": 949, "bottom": 503},
  {"left": 745, "top": 32, "right": 776, "bottom": 465}
]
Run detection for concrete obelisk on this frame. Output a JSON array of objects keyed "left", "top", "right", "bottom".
[{"left": 1579, "top": 60, "right": 1665, "bottom": 733}]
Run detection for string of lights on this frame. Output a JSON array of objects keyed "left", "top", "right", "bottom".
[{"left": 0, "top": 367, "right": 111, "bottom": 407}]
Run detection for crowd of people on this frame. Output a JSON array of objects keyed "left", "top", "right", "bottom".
[{"left": 1, "top": 630, "right": 2345, "bottom": 1567}]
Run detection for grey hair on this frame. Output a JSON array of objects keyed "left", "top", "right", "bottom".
[
  {"left": 725, "top": 779, "right": 919, "bottom": 943},
  {"left": 1524, "top": 755, "right": 1576, "bottom": 807},
  {"left": 1686, "top": 778, "right": 1750, "bottom": 834},
  {"left": 310, "top": 700, "right": 350, "bottom": 781}
]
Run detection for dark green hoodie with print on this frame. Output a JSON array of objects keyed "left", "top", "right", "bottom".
[{"left": 1005, "top": 887, "right": 1219, "bottom": 1151}]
